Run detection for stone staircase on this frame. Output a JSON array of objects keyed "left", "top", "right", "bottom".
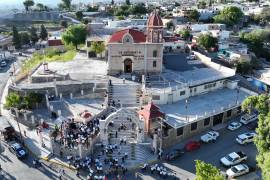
[{"left": 108, "top": 83, "right": 141, "bottom": 108}]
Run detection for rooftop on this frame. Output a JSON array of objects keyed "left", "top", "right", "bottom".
[{"left": 160, "top": 87, "right": 250, "bottom": 128}]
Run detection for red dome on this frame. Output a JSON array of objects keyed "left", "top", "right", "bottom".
[{"left": 147, "top": 10, "right": 163, "bottom": 27}]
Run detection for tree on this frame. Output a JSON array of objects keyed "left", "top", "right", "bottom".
[
  {"left": 198, "top": 33, "right": 218, "bottom": 50},
  {"left": 179, "top": 29, "right": 191, "bottom": 40},
  {"left": 89, "top": 41, "right": 105, "bottom": 58},
  {"left": 111, "top": 0, "right": 114, "bottom": 5},
  {"left": 75, "top": 11, "right": 83, "bottom": 21},
  {"left": 195, "top": 160, "right": 224, "bottom": 180},
  {"left": 188, "top": 10, "right": 200, "bottom": 22},
  {"left": 23, "top": 0, "right": 34, "bottom": 12},
  {"left": 5, "top": 92, "right": 22, "bottom": 110},
  {"left": 197, "top": 1, "right": 207, "bottom": 9},
  {"left": 62, "top": 24, "right": 87, "bottom": 50},
  {"left": 235, "top": 60, "right": 252, "bottom": 75},
  {"left": 166, "top": 21, "right": 174, "bottom": 30},
  {"left": 242, "top": 94, "right": 270, "bottom": 180},
  {"left": 114, "top": 5, "right": 130, "bottom": 16},
  {"left": 20, "top": 32, "right": 30, "bottom": 45},
  {"left": 130, "top": 3, "right": 147, "bottom": 15},
  {"left": 214, "top": 6, "right": 243, "bottom": 26},
  {"left": 40, "top": 24, "right": 48, "bottom": 40},
  {"left": 61, "top": 0, "right": 72, "bottom": 10},
  {"left": 253, "top": 8, "right": 270, "bottom": 25},
  {"left": 29, "top": 26, "right": 39, "bottom": 44},
  {"left": 126, "top": 0, "right": 131, "bottom": 6},
  {"left": 36, "top": 3, "right": 44, "bottom": 11},
  {"left": 12, "top": 26, "right": 21, "bottom": 49},
  {"left": 60, "top": 20, "right": 68, "bottom": 28}
]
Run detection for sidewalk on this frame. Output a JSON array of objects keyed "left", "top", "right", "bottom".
[{"left": 0, "top": 78, "right": 74, "bottom": 170}]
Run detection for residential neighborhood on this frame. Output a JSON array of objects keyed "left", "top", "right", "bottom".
[{"left": 0, "top": 0, "right": 269, "bottom": 180}]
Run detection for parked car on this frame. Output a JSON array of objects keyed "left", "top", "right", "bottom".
[
  {"left": 220, "top": 151, "right": 247, "bottom": 167},
  {"left": 185, "top": 141, "right": 201, "bottom": 152},
  {"left": 236, "top": 132, "right": 256, "bottom": 145},
  {"left": 200, "top": 131, "right": 219, "bottom": 143},
  {"left": 226, "top": 164, "right": 249, "bottom": 178},
  {"left": 165, "top": 149, "right": 185, "bottom": 161},
  {"left": 240, "top": 113, "right": 258, "bottom": 125},
  {"left": 8, "top": 142, "right": 27, "bottom": 159},
  {"left": 227, "top": 122, "right": 242, "bottom": 131},
  {"left": 247, "top": 121, "right": 258, "bottom": 130},
  {"left": 0, "top": 60, "right": 7, "bottom": 67}
]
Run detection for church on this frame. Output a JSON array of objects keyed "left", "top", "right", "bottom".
[{"left": 107, "top": 11, "right": 164, "bottom": 75}]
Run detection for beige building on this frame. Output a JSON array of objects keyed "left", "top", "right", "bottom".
[{"left": 107, "top": 11, "right": 164, "bottom": 75}]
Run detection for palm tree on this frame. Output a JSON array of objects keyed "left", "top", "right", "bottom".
[{"left": 23, "top": 0, "right": 35, "bottom": 12}]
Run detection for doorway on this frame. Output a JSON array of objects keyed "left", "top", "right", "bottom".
[{"left": 124, "top": 59, "right": 132, "bottom": 73}]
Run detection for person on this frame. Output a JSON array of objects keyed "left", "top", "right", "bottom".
[
  {"left": 76, "top": 170, "right": 80, "bottom": 177},
  {"left": 24, "top": 130, "right": 26, "bottom": 137},
  {"left": 123, "top": 78, "right": 125, "bottom": 84}
]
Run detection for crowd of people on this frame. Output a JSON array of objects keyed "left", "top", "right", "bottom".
[{"left": 59, "top": 117, "right": 100, "bottom": 149}]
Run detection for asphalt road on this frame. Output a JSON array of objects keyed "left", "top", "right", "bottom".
[{"left": 168, "top": 120, "right": 257, "bottom": 173}]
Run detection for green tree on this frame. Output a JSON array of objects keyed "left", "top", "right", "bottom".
[
  {"left": 62, "top": 24, "right": 87, "bottom": 50},
  {"left": 195, "top": 160, "right": 224, "bottom": 180},
  {"left": 29, "top": 26, "right": 39, "bottom": 44},
  {"left": 89, "top": 41, "right": 105, "bottom": 58},
  {"left": 23, "top": 0, "right": 35, "bottom": 12},
  {"left": 198, "top": 33, "right": 218, "bottom": 50},
  {"left": 75, "top": 11, "right": 83, "bottom": 21},
  {"left": 197, "top": 1, "right": 207, "bottom": 9},
  {"left": 20, "top": 32, "right": 30, "bottom": 45},
  {"left": 36, "top": 3, "right": 44, "bottom": 11},
  {"left": 253, "top": 8, "right": 270, "bottom": 25},
  {"left": 5, "top": 92, "right": 22, "bottom": 109},
  {"left": 40, "top": 24, "right": 48, "bottom": 40},
  {"left": 166, "top": 21, "right": 174, "bottom": 30},
  {"left": 12, "top": 26, "right": 21, "bottom": 49},
  {"left": 111, "top": 0, "right": 114, "bottom": 5},
  {"left": 188, "top": 10, "right": 200, "bottom": 22},
  {"left": 214, "top": 6, "right": 243, "bottom": 26},
  {"left": 126, "top": 0, "right": 131, "bottom": 5},
  {"left": 235, "top": 60, "right": 252, "bottom": 75},
  {"left": 61, "top": 0, "right": 71, "bottom": 10},
  {"left": 179, "top": 29, "right": 191, "bottom": 40},
  {"left": 60, "top": 20, "right": 68, "bottom": 28},
  {"left": 130, "top": 3, "right": 147, "bottom": 15},
  {"left": 114, "top": 5, "right": 130, "bottom": 16},
  {"left": 240, "top": 30, "right": 270, "bottom": 60}
]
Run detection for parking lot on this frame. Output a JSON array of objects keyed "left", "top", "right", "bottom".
[{"left": 168, "top": 116, "right": 258, "bottom": 175}]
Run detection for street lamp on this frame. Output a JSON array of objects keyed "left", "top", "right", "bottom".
[
  {"left": 236, "top": 87, "right": 240, "bottom": 105},
  {"left": 185, "top": 99, "right": 189, "bottom": 122}
]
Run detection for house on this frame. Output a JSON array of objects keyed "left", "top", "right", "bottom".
[{"left": 138, "top": 102, "right": 165, "bottom": 134}]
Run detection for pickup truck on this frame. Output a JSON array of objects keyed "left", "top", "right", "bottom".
[
  {"left": 200, "top": 131, "right": 219, "bottom": 143},
  {"left": 220, "top": 151, "right": 247, "bottom": 167}
]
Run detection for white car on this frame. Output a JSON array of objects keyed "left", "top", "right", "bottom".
[
  {"left": 226, "top": 164, "right": 249, "bottom": 178},
  {"left": 0, "top": 60, "right": 7, "bottom": 67},
  {"left": 200, "top": 131, "right": 219, "bottom": 143},
  {"left": 227, "top": 122, "right": 242, "bottom": 131},
  {"left": 240, "top": 113, "right": 258, "bottom": 125},
  {"left": 220, "top": 151, "right": 247, "bottom": 167},
  {"left": 236, "top": 132, "right": 256, "bottom": 145}
]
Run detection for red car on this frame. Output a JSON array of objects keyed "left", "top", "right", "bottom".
[{"left": 184, "top": 141, "right": 201, "bottom": 152}]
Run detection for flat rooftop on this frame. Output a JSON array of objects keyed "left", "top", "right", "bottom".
[
  {"left": 145, "top": 54, "right": 235, "bottom": 90},
  {"left": 160, "top": 88, "right": 250, "bottom": 128},
  {"left": 163, "top": 54, "right": 234, "bottom": 86}
]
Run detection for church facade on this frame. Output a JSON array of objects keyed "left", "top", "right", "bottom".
[{"left": 107, "top": 11, "right": 164, "bottom": 75}]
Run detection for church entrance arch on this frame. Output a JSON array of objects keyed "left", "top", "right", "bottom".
[
  {"left": 100, "top": 108, "right": 144, "bottom": 144},
  {"left": 124, "top": 59, "right": 132, "bottom": 73}
]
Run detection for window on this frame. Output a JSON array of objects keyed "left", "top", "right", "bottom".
[
  {"left": 152, "top": 95, "right": 160, "bottom": 100},
  {"left": 204, "top": 118, "right": 210, "bottom": 126},
  {"left": 153, "top": 50, "right": 157, "bottom": 57},
  {"left": 194, "top": 88, "right": 197, "bottom": 92},
  {"left": 227, "top": 110, "right": 232, "bottom": 117},
  {"left": 153, "top": 61, "right": 157, "bottom": 67},
  {"left": 177, "top": 127, "right": 183, "bottom": 136},
  {"left": 191, "top": 122, "right": 197, "bottom": 131},
  {"left": 190, "top": 89, "right": 192, "bottom": 93},
  {"left": 180, "top": 91, "right": 185, "bottom": 96}
]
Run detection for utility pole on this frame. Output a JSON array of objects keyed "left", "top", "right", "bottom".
[
  {"left": 15, "top": 109, "right": 23, "bottom": 144},
  {"left": 159, "top": 117, "right": 163, "bottom": 155},
  {"left": 185, "top": 99, "right": 189, "bottom": 122}
]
